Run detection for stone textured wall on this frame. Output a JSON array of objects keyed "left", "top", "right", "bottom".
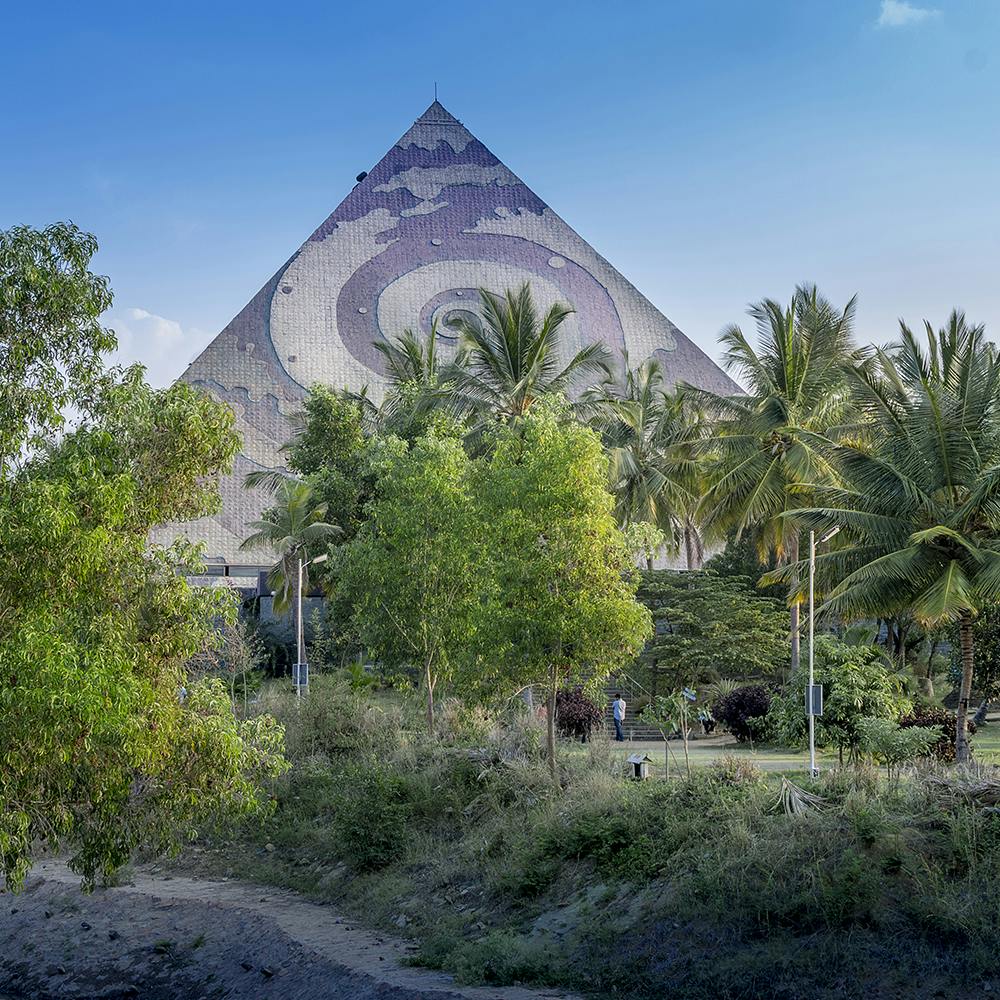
[{"left": 155, "top": 101, "right": 738, "bottom": 567}]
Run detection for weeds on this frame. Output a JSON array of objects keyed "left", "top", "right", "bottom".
[{"left": 203, "top": 681, "right": 1000, "bottom": 999}]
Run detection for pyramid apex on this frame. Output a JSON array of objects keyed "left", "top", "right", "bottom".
[{"left": 414, "top": 100, "right": 461, "bottom": 125}]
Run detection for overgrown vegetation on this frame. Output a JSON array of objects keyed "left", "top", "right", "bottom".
[{"left": 194, "top": 681, "right": 1000, "bottom": 1000}]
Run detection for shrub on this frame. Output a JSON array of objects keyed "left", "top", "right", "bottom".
[
  {"left": 767, "top": 638, "right": 910, "bottom": 756},
  {"left": 555, "top": 688, "right": 602, "bottom": 740},
  {"left": 711, "top": 753, "right": 765, "bottom": 786},
  {"left": 328, "top": 759, "right": 413, "bottom": 870},
  {"left": 855, "top": 717, "right": 937, "bottom": 777},
  {"left": 256, "top": 675, "right": 405, "bottom": 760},
  {"left": 713, "top": 685, "right": 771, "bottom": 742},
  {"left": 899, "top": 706, "right": 976, "bottom": 762}
]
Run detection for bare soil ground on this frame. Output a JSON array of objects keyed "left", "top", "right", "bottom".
[{"left": 0, "top": 861, "right": 580, "bottom": 1000}]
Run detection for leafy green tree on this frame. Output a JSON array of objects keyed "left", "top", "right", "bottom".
[
  {"left": 768, "top": 638, "right": 911, "bottom": 760},
  {"left": 248, "top": 386, "right": 370, "bottom": 542},
  {"left": 285, "top": 384, "right": 367, "bottom": 481},
  {"left": 771, "top": 314, "right": 1000, "bottom": 764},
  {"left": 692, "top": 286, "right": 859, "bottom": 674},
  {"left": 636, "top": 570, "right": 789, "bottom": 694},
  {"left": 586, "top": 356, "right": 705, "bottom": 566},
  {"left": 337, "top": 432, "right": 481, "bottom": 730},
  {"left": 239, "top": 478, "right": 341, "bottom": 613},
  {"left": 447, "top": 283, "right": 611, "bottom": 424},
  {"left": 0, "top": 372, "right": 287, "bottom": 890},
  {"left": 623, "top": 520, "right": 668, "bottom": 571},
  {"left": 473, "top": 405, "right": 652, "bottom": 776},
  {"left": 0, "top": 223, "right": 116, "bottom": 468}
]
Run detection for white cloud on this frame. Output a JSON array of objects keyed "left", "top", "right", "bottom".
[
  {"left": 877, "top": 0, "right": 940, "bottom": 28},
  {"left": 106, "top": 307, "right": 204, "bottom": 388}
]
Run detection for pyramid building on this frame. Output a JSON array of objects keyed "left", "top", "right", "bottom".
[{"left": 169, "top": 101, "right": 738, "bottom": 574}]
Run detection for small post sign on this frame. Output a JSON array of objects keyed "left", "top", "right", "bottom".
[
  {"left": 293, "top": 661, "right": 309, "bottom": 690},
  {"left": 805, "top": 684, "right": 823, "bottom": 717}
]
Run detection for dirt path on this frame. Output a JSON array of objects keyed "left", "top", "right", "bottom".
[{"left": 0, "top": 861, "right": 579, "bottom": 1000}]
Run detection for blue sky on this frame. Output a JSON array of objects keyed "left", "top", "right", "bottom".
[{"left": 3, "top": 0, "right": 998, "bottom": 385}]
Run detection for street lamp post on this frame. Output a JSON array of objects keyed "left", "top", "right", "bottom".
[
  {"left": 807, "top": 526, "right": 839, "bottom": 777},
  {"left": 294, "top": 551, "right": 328, "bottom": 699}
]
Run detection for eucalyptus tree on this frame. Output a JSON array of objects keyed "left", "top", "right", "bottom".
[
  {"left": 690, "top": 285, "right": 859, "bottom": 673},
  {"left": 446, "top": 283, "right": 612, "bottom": 425},
  {"left": 585, "top": 355, "right": 705, "bottom": 567},
  {"left": 473, "top": 404, "right": 652, "bottom": 778},
  {"left": 767, "top": 313, "right": 1000, "bottom": 763},
  {"left": 239, "top": 478, "right": 341, "bottom": 613},
  {"left": 0, "top": 223, "right": 116, "bottom": 471},
  {"left": 1, "top": 234, "right": 286, "bottom": 890}
]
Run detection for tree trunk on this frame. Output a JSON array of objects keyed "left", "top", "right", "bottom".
[
  {"left": 788, "top": 532, "right": 800, "bottom": 676},
  {"left": 424, "top": 656, "right": 436, "bottom": 734},
  {"left": 955, "top": 613, "right": 975, "bottom": 765},
  {"left": 546, "top": 665, "right": 557, "bottom": 781},
  {"left": 681, "top": 705, "right": 691, "bottom": 779},
  {"left": 922, "top": 640, "right": 937, "bottom": 698},
  {"left": 973, "top": 698, "right": 990, "bottom": 727},
  {"left": 646, "top": 555, "right": 654, "bottom": 572},
  {"left": 684, "top": 524, "right": 695, "bottom": 571}
]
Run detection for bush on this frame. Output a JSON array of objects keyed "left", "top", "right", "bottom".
[
  {"left": 767, "top": 638, "right": 910, "bottom": 755},
  {"left": 555, "top": 688, "right": 602, "bottom": 740},
  {"left": 328, "top": 758, "right": 414, "bottom": 870},
  {"left": 713, "top": 685, "right": 771, "bottom": 742},
  {"left": 855, "top": 717, "right": 937, "bottom": 777},
  {"left": 256, "top": 675, "right": 405, "bottom": 759},
  {"left": 711, "top": 753, "right": 765, "bottom": 786},
  {"left": 899, "top": 706, "right": 976, "bottom": 762}
]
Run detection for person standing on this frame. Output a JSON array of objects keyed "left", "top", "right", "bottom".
[{"left": 612, "top": 692, "right": 627, "bottom": 742}]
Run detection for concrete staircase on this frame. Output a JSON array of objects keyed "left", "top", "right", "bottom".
[{"left": 602, "top": 678, "right": 665, "bottom": 741}]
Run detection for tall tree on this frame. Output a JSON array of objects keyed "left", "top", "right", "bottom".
[
  {"left": 473, "top": 405, "right": 652, "bottom": 777},
  {"left": 767, "top": 313, "right": 1000, "bottom": 763},
  {"left": 447, "top": 283, "right": 612, "bottom": 424},
  {"left": 0, "top": 370, "right": 286, "bottom": 890},
  {"left": 239, "top": 479, "right": 341, "bottom": 613},
  {"left": 691, "top": 285, "right": 859, "bottom": 674},
  {"left": 337, "top": 432, "right": 481, "bottom": 730},
  {"left": 585, "top": 356, "right": 705, "bottom": 566},
  {"left": 366, "top": 324, "right": 471, "bottom": 441},
  {"left": 0, "top": 223, "right": 116, "bottom": 469}
]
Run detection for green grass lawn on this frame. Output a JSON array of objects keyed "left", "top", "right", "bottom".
[{"left": 575, "top": 717, "right": 1000, "bottom": 774}]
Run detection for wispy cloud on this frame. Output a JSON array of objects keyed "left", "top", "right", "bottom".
[
  {"left": 106, "top": 307, "right": 203, "bottom": 388},
  {"left": 877, "top": 0, "right": 941, "bottom": 28}
]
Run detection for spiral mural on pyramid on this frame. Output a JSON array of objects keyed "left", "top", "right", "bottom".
[{"left": 161, "top": 101, "right": 739, "bottom": 570}]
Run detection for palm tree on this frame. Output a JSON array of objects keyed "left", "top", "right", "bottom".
[
  {"left": 365, "top": 322, "right": 465, "bottom": 438},
  {"left": 239, "top": 479, "right": 341, "bottom": 614},
  {"left": 585, "top": 355, "right": 705, "bottom": 567},
  {"left": 690, "top": 285, "right": 859, "bottom": 674},
  {"left": 446, "top": 283, "right": 612, "bottom": 423},
  {"left": 767, "top": 313, "right": 1000, "bottom": 763},
  {"left": 374, "top": 322, "right": 448, "bottom": 389}
]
